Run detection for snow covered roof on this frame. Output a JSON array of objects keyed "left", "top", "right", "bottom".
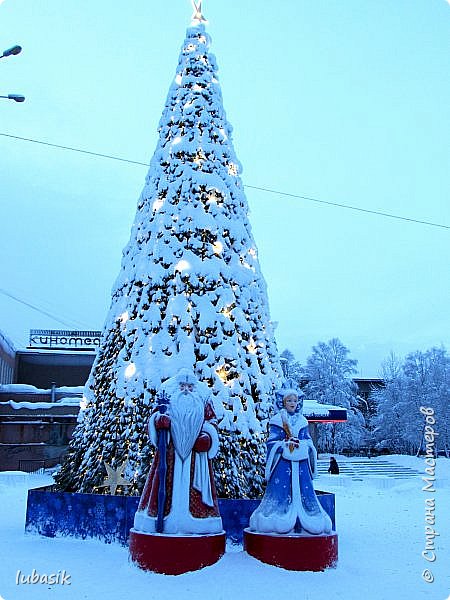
[
  {"left": 0, "top": 385, "right": 83, "bottom": 415},
  {"left": 0, "top": 398, "right": 80, "bottom": 410},
  {"left": 19, "top": 348, "right": 97, "bottom": 355},
  {"left": 303, "top": 399, "right": 347, "bottom": 423},
  {"left": 0, "top": 384, "right": 84, "bottom": 395}
]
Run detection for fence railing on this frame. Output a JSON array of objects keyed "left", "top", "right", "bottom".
[{"left": 18, "top": 459, "right": 48, "bottom": 474}]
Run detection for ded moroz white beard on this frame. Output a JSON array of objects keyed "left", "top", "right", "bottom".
[{"left": 169, "top": 391, "right": 204, "bottom": 460}]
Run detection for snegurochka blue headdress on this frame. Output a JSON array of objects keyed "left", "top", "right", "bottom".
[{"left": 274, "top": 380, "right": 305, "bottom": 412}]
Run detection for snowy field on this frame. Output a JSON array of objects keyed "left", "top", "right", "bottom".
[{"left": 0, "top": 455, "right": 449, "bottom": 600}]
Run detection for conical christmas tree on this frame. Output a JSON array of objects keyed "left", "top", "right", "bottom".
[{"left": 56, "top": 12, "right": 282, "bottom": 498}]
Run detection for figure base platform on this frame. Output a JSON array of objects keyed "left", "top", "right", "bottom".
[
  {"left": 129, "top": 529, "right": 226, "bottom": 575},
  {"left": 243, "top": 528, "right": 338, "bottom": 571}
]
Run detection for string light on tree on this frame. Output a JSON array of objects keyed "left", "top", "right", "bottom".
[
  {"left": 125, "top": 362, "right": 137, "bottom": 378},
  {"left": 222, "top": 306, "right": 232, "bottom": 319},
  {"left": 119, "top": 311, "right": 129, "bottom": 324},
  {"left": 216, "top": 365, "right": 228, "bottom": 384},
  {"left": 152, "top": 198, "right": 164, "bottom": 211},
  {"left": 247, "top": 339, "right": 257, "bottom": 354},
  {"left": 227, "top": 163, "right": 238, "bottom": 176},
  {"left": 212, "top": 240, "right": 223, "bottom": 254},
  {"left": 175, "top": 259, "right": 191, "bottom": 272}
]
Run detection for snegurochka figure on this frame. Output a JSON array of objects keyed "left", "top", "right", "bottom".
[
  {"left": 249, "top": 386, "right": 332, "bottom": 535},
  {"left": 133, "top": 368, "right": 223, "bottom": 535}
]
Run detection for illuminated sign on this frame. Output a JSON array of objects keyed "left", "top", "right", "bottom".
[{"left": 29, "top": 329, "right": 101, "bottom": 351}]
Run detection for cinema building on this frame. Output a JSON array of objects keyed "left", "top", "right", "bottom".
[{"left": 0, "top": 329, "right": 100, "bottom": 471}]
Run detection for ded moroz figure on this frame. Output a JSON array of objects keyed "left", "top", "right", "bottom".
[
  {"left": 249, "top": 385, "right": 332, "bottom": 535},
  {"left": 133, "top": 368, "right": 223, "bottom": 535}
]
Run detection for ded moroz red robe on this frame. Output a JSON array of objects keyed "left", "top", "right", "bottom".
[{"left": 133, "top": 401, "right": 223, "bottom": 535}]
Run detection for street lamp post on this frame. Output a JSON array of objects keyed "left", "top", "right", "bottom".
[{"left": 1, "top": 44, "right": 25, "bottom": 102}]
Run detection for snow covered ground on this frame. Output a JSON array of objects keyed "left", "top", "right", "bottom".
[{"left": 0, "top": 455, "right": 449, "bottom": 600}]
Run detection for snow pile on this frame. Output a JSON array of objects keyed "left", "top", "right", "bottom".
[{"left": 0, "top": 456, "right": 449, "bottom": 599}]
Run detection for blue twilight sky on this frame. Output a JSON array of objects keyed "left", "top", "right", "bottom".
[{"left": 0, "top": 0, "right": 449, "bottom": 377}]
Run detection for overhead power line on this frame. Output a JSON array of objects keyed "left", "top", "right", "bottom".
[
  {"left": 0, "top": 132, "right": 149, "bottom": 166},
  {"left": 0, "top": 132, "right": 448, "bottom": 231},
  {"left": 0, "top": 287, "right": 88, "bottom": 329},
  {"left": 244, "top": 184, "right": 449, "bottom": 230}
]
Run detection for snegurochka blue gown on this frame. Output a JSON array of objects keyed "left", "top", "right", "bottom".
[{"left": 249, "top": 409, "right": 332, "bottom": 535}]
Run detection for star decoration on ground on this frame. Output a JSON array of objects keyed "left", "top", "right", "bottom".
[
  {"left": 191, "top": 0, "right": 207, "bottom": 24},
  {"left": 98, "top": 461, "right": 131, "bottom": 495}
]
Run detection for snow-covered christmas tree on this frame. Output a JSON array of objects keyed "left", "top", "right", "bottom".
[{"left": 56, "top": 8, "right": 282, "bottom": 498}]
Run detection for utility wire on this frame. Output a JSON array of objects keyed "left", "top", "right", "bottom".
[
  {"left": 0, "top": 288, "right": 87, "bottom": 329},
  {"left": 0, "top": 133, "right": 148, "bottom": 166},
  {"left": 244, "top": 185, "right": 449, "bottom": 230},
  {"left": 1, "top": 132, "right": 448, "bottom": 231}
]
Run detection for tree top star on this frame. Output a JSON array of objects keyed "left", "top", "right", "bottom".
[{"left": 191, "top": 0, "right": 207, "bottom": 24}]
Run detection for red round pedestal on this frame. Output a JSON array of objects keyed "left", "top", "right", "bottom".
[
  {"left": 129, "top": 529, "right": 226, "bottom": 575},
  {"left": 244, "top": 528, "right": 338, "bottom": 571}
]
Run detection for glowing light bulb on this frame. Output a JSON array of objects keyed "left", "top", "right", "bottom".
[
  {"left": 172, "top": 136, "right": 182, "bottom": 145},
  {"left": 248, "top": 248, "right": 257, "bottom": 258},
  {"left": 212, "top": 240, "right": 223, "bottom": 254},
  {"left": 227, "top": 163, "right": 238, "bottom": 176},
  {"left": 216, "top": 366, "right": 227, "bottom": 383},
  {"left": 79, "top": 396, "right": 88, "bottom": 411},
  {"left": 119, "top": 311, "right": 129, "bottom": 324},
  {"left": 222, "top": 307, "right": 231, "bottom": 318},
  {"left": 247, "top": 339, "right": 257, "bottom": 354},
  {"left": 125, "top": 363, "right": 136, "bottom": 378},
  {"left": 175, "top": 259, "right": 190, "bottom": 272},
  {"left": 175, "top": 74, "right": 182, "bottom": 85},
  {"left": 152, "top": 198, "right": 164, "bottom": 212}
]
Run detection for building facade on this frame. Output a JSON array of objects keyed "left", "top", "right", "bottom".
[
  {"left": 0, "top": 331, "right": 15, "bottom": 385},
  {"left": 0, "top": 330, "right": 97, "bottom": 471}
]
